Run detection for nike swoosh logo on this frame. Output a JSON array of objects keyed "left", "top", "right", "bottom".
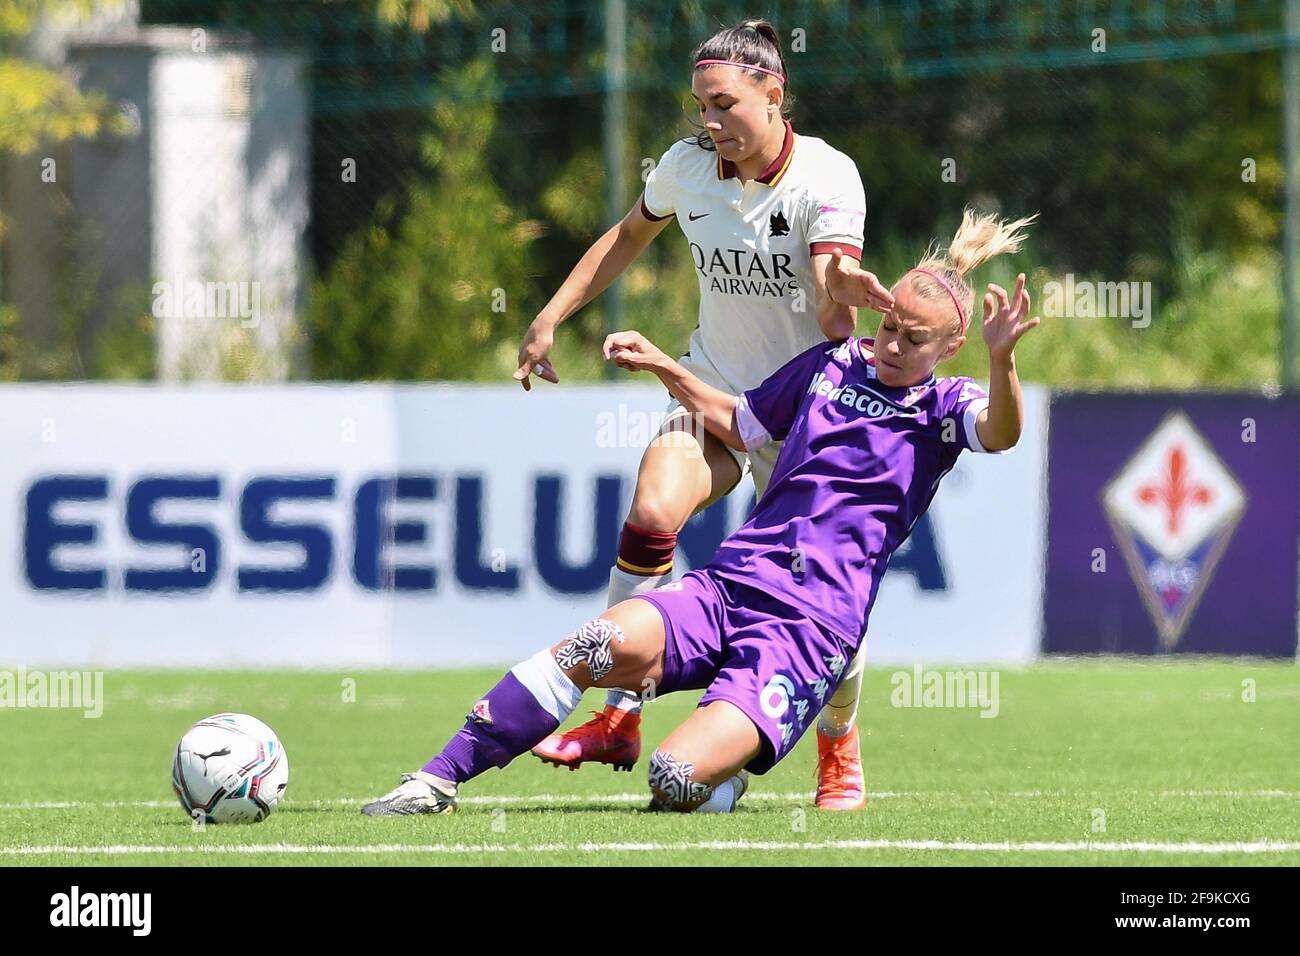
[{"left": 688, "top": 212, "right": 710, "bottom": 221}]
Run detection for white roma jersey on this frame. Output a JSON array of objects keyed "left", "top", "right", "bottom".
[{"left": 640, "top": 120, "right": 866, "bottom": 394}]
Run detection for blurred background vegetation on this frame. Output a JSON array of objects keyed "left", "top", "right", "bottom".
[{"left": 2, "top": 0, "right": 1293, "bottom": 388}]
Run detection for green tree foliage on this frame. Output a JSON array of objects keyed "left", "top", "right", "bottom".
[
  {"left": 0, "top": 1, "right": 123, "bottom": 154},
  {"left": 0, "top": 305, "right": 20, "bottom": 380},
  {"left": 308, "top": 58, "right": 543, "bottom": 380},
  {"left": 0, "top": 1, "right": 139, "bottom": 379},
  {"left": 111, "top": 2, "right": 1300, "bottom": 388}
]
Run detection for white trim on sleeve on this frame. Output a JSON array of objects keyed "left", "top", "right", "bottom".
[
  {"left": 735, "top": 395, "right": 774, "bottom": 451},
  {"left": 962, "top": 397, "right": 1005, "bottom": 455}
]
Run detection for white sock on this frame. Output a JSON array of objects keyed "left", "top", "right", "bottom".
[
  {"left": 413, "top": 770, "right": 458, "bottom": 796},
  {"left": 511, "top": 649, "right": 583, "bottom": 723},
  {"left": 694, "top": 774, "right": 744, "bottom": 813},
  {"left": 602, "top": 566, "right": 671, "bottom": 714},
  {"left": 818, "top": 642, "right": 867, "bottom": 738},
  {"left": 606, "top": 691, "right": 643, "bottom": 713},
  {"left": 607, "top": 564, "right": 672, "bottom": 604}
]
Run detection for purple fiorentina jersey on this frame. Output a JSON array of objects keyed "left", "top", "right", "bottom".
[{"left": 709, "top": 336, "right": 1002, "bottom": 643}]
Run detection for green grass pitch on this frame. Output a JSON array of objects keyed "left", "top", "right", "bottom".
[{"left": 2, "top": 658, "right": 1298, "bottom": 866}]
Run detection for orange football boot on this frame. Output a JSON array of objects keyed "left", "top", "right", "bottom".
[
  {"left": 814, "top": 724, "right": 867, "bottom": 810},
  {"left": 532, "top": 706, "right": 641, "bottom": 771}
]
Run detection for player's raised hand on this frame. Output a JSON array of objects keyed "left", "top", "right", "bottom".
[
  {"left": 982, "top": 273, "right": 1040, "bottom": 362},
  {"left": 515, "top": 318, "right": 561, "bottom": 392},
  {"left": 603, "top": 330, "right": 668, "bottom": 374},
  {"left": 827, "top": 247, "right": 895, "bottom": 313}
]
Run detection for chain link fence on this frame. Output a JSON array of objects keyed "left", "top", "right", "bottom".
[{"left": 1, "top": 0, "right": 1294, "bottom": 386}]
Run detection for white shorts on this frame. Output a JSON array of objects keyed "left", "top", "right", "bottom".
[{"left": 663, "top": 351, "right": 782, "bottom": 500}]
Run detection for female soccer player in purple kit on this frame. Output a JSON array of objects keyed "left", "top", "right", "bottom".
[
  {"left": 514, "top": 18, "right": 891, "bottom": 810},
  {"left": 362, "top": 209, "right": 1038, "bottom": 815}
]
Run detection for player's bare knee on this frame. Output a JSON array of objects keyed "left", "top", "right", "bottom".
[
  {"left": 626, "top": 490, "right": 684, "bottom": 534},
  {"left": 551, "top": 618, "right": 626, "bottom": 686},
  {"left": 647, "top": 749, "right": 713, "bottom": 813}
]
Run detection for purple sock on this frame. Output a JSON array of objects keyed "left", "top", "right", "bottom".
[{"left": 423, "top": 670, "right": 565, "bottom": 784}]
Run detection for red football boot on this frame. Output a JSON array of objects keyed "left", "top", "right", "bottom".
[
  {"left": 532, "top": 706, "right": 641, "bottom": 772},
  {"left": 814, "top": 724, "right": 867, "bottom": 811}
]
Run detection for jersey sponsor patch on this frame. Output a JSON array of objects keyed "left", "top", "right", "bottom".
[
  {"left": 688, "top": 243, "right": 800, "bottom": 299},
  {"left": 806, "top": 371, "right": 922, "bottom": 420},
  {"left": 812, "top": 204, "right": 865, "bottom": 238}
]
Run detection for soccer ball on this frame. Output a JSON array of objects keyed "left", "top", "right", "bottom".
[{"left": 171, "top": 713, "right": 289, "bottom": 824}]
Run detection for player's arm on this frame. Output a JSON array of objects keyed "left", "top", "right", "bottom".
[
  {"left": 975, "top": 273, "right": 1040, "bottom": 452},
  {"left": 824, "top": 248, "right": 895, "bottom": 314},
  {"left": 602, "top": 330, "right": 747, "bottom": 451},
  {"left": 515, "top": 196, "right": 673, "bottom": 390},
  {"left": 806, "top": 163, "right": 887, "bottom": 329},
  {"left": 810, "top": 252, "right": 858, "bottom": 339}
]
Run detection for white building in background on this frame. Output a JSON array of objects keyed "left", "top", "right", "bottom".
[{"left": 2, "top": 3, "right": 309, "bottom": 380}]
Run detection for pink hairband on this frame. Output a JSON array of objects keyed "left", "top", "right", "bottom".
[
  {"left": 694, "top": 58, "right": 786, "bottom": 83},
  {"left": 909, "top": 267, "right": 967, "bottom": 334}
]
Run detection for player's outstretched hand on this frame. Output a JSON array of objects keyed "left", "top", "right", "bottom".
[
  {"left": 982, "top": 272, "right": 1040, "bottom": 362},
  {"left": 603, "top": 330, "right": 668, "bottom": 375},
  {"left": 827, "top": 248, "right": 895, "bottom": 313},
  {"left": 515, "top": 319, "right": 561, "bottom": 392}
]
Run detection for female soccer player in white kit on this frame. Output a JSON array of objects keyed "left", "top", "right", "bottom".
[{"left": 514, "top": 19, "right": 893, "bottom": 809}]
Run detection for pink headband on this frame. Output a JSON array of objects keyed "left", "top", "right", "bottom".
[
  {"left": 694, "top": 59, "right": 786, "bottom": 83},
  {"left": 909, "top": 267, "right": 967, "bottom": 334}
]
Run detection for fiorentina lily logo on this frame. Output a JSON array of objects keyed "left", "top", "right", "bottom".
[
  {"left": 1102, "top": 412, "right": 1246, "bottom": 648},
  {"left": 901, "top": 384, "right": 929, "bottom": 407}
]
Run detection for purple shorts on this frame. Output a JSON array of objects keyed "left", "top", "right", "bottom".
[{"left": 633, "top": 568, "right": 857, "bottom": 774}]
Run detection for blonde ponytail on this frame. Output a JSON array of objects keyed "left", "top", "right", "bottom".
[
  {"left": 908, "top": 208, "right": 1037, "bottom": 334},
  {"left": 947, "top": 208, "right": 1036, "bottom": 277}
]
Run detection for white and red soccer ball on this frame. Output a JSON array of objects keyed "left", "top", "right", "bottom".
[{"left": 172, "top": 713, "right": 289, "bottom": 824}]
